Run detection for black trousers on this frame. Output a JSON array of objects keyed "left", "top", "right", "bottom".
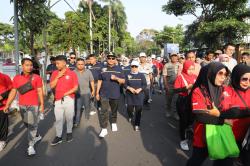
[
  {"left": 127, "top": 105, "right": 143, "bottom": 126},
  {"left": 176, "top": 95, "right": 191, "bottom": 140},
  {"left": 99, "top": 98, "right": 119, "bottom": 128},
  {"left": 0, "top": 111, "right": 8, "bottom": 141},
  {"left": 236, "top": 142, "right": 250, "bottom": 166},
  {"left": 187, "top": 147, "right": 234, "bottom": 166}
]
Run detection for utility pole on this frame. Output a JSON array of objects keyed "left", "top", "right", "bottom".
[
  {"left": 89, "top": 0, "right": 93, "bottom": 54},
  {"left": 108, "top": 0, "right": 111, "bottom": 52},
  {"left": 13, "top": 0, "right": 19, "bottom": 74}
]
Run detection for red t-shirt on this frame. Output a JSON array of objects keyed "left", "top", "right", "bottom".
[
  {"left": 13, "top": 74, "right": 43, "bottom": 106},
  {"left": 223, "top": 86, "right": 250, "bottom": 141},
  {"left": 50, "top": 68, "right": 78, "bottom": 101},
  {"left": 152, "top": 60, "right": 160, "bottom": 69},
  {"left": 191, "top": 87, "right": 211, "bottom": 147},
  {"left": 158, "top": 62, "right": 164, "bottom": 71},
  {"left": 0, "top": 73, "right": 12, "bottom": 110}
]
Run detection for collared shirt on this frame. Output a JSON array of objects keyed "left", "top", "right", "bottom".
[
  {"left": 46, "top": 64, "right": 57, "bottom": 74},
  {"left": 0, "top": 73, "right": 12, "bottom": 110},
  {"left": 99, "top": 65, "right": 125, "bottom": 99},
  {"left": 88, "top": 62, "right": 103, "bottom": 82},
  {"left": 121, "top": 65, "right": 131, "bottom": 76},
  {"left": 125, "top": 72, "right": 147, "bottom": 106},
  {"left": 51, "top": 68, "right": 78, "bottom": 101},
  {"left": 191, "top": 87, "right": 211, "bottom": 148},
  {"left": 74, "top": 69, "right": 94, "bottom": 95},
  {"left": 138, "top": 63, "right": 153, "bottom": 85},
  {"left": 13, "top": 74, "right": 43, "bottom": 106},
  {"left": 162, "top": 62, "right": 179, "bottom": 86},
  {"left": 67, "top": 62, "right": 76, "bottom": 71},
  {"left": 223, "top": 86, "right": 250, "bottom": 141}
]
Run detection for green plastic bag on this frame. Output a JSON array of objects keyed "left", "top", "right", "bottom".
[{"left": 206, "top": 124, "right": 240, "bottom": 160}]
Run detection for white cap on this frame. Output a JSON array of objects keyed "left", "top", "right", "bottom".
[
  {"left": 130, "top": 60, "right": 140, "bottom": 66},
  {"left": 23, "top": 55, "right": 32, "bottom": 59},
  {"left": 139, "top": 52, "right": 146, "bottom": 57},
  {"left": 151, "top": 54, "right": 156, "bottom": 59},
  {"left": 156, "top": 57, "right": 161, "bottom": 61}
]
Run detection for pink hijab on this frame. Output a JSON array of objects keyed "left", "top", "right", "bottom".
[{"left": 181, "top": 60, "right": 197, "bottom": 84}]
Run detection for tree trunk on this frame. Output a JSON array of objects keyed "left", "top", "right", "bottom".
[{"left": 30, "top": 30, "right": 35, "bottom": 56}]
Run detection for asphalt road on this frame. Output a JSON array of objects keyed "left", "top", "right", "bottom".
[{"left": 0, "top": 92, "right": 212, "bottom": 166}]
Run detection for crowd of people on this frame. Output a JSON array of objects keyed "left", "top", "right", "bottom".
[{"left": 0, "top": 43, "right": 249, "bottom": 166}]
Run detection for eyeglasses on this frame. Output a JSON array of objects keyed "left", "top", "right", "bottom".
[
  {"left": 217, "top": 71, "right": 228, "bottom": 77},
  {"left": 70, "top": 57, "right": 76, "bottom": 59},
  {"left": 131, "top": 65, "right": 138, "bottom": 68},
  {"left": 107, "top": 57, "right": 115, "bottom": 60},
  {"left": 241, "top": 77, "right": 250, "bottom": 83}
]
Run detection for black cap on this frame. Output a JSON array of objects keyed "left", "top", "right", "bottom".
[{"left": 107, "top": 52, "right": 117, "bottom": 58}]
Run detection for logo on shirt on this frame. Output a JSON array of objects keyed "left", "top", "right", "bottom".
[
  {"left": 192, "top": 102, "right": 198, "bottom": 106},
  {"left": 102, "top": 68, "right": 107, "bottom": 72},
  {"left": 223, "top": 91, "right": 230, "bottom": 97},
  {"left": 65, "top": 75, "right": 70, "bottom": 80},
  {"left": 128, "top": 75, "right": 132, "bottom": 79}
]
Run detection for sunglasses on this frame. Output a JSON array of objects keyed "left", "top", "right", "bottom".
[
  {"left": 217, "top": 71, "right": 228, "bottom": 77},
  {"left": 241, "top": 77, "right": 250, "bottom": 83},
  {"left": 107, "top": 57, "right": 116, "bottom": 60},
  {"left": 131, "top": 65, "right": 138, "bottom": 68},
  {"left": 70, "top": 57, "right": 76, "bottom": 59}
]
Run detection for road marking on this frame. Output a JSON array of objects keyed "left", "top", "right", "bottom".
[{"left": 168, "top": 122, "right": 177, "bottom": 129}]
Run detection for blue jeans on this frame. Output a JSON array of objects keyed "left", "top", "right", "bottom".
[{"left": 74, "top": 93, "right": 91, "bottom": 124}]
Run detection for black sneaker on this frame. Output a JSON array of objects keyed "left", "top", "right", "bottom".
[
  {"left": 51, "top": 137, "right": 62, "bottom": 146},
  {"left": 66, "top": 133, "right": 73, "bottom": 142}
]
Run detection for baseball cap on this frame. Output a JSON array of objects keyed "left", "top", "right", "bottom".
[
  {"left": 215, "top": 50, "right": 223, "bottom": 54},
  {"left": 151, "top": 54, "right": 156, "bottom": 59},
  {"left": 130, "top": 60, "right": 140, "bottom": 67},
  {"left": 139, "top": 52, "right": 147, "bottom": 57}
]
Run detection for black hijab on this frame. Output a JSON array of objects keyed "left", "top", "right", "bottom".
[
  {"left": 231, "top": 64, "right": 250, "bottom": 91},
  {"left": 191, "top": 62, "right": 229, "bottom": 108}
]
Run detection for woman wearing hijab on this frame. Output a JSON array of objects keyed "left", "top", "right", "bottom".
[
  {"left": 186, "top": 62, "right": 232, "bottom": 166},
  {"left": 216, "top": 64, "right": 250, "bottom": 165},
  {"left": 174, "top": 60, "right": 197, "bottom": 151}
]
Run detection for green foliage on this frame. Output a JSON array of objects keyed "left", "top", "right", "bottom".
[
  {"left": 0, "top": 22, "right": 14, "bottom": 53},
  {"left": 162, "top": 0, "right": 250, "bottom": 49},
  {"left": 154, "top": 24, "right": 184, "bottom": 48},
  {"left": 12, "top": 0, "right": 54, "bottom": 55}
]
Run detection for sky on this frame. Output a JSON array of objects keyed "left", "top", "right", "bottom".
[{"left": 0, "top": 0, "right": 196, "bottom": 37}]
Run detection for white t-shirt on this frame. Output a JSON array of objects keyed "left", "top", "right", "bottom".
[{"left": 139, "top": 63, "right": 153, "bottom": 85}]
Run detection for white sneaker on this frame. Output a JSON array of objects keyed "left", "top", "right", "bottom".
[
  {"left": 173, "top": 113, "right": 180, "bottom": 120},
  {"left": 90, "top": 111, "right": 96, "bottom": 116},
  {"left": 165, "top": 112, "right": 171, "bottom": 118},
  {"left": 134, "top": 126, "right": 140, "bottom": 131},
  {"left": 111, "top": 123, "right": 118, "bottom": 132},
  {"left": 147, "top": 99, "right": 153, "bottom": 103},
  {"left": 180, "top": 140, "right": 189, "bottom": 151},
  {"left": 27, "top": 145, "right": 36, "bottom": 156},
  {"left": 34, "top": 135, "right": 42, "bottom": 144},
  {"left": 99, "top": 128, "right": 108, "bottom": 138},
  {"left": 0, "top": 141, "right": 6, "bottom": 152}
]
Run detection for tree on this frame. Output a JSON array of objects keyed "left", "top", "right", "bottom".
[
  {"left": 0, "top": 22, "right": 14, "bottom": 53},
  {"left": 163, "top": 0, "right": 250, "bottom": 49},
  {"left": 79, "top": 0, "right": 130, "bottom": 53},
  {"left": 154, "top": 24, "right": 184, "bottom": 48},
  {"left": 46, "top": 11, "right": 89, "bottom": 54},
  {"left": 12, "top": 0, "right": 53, "bottom": 55}
]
